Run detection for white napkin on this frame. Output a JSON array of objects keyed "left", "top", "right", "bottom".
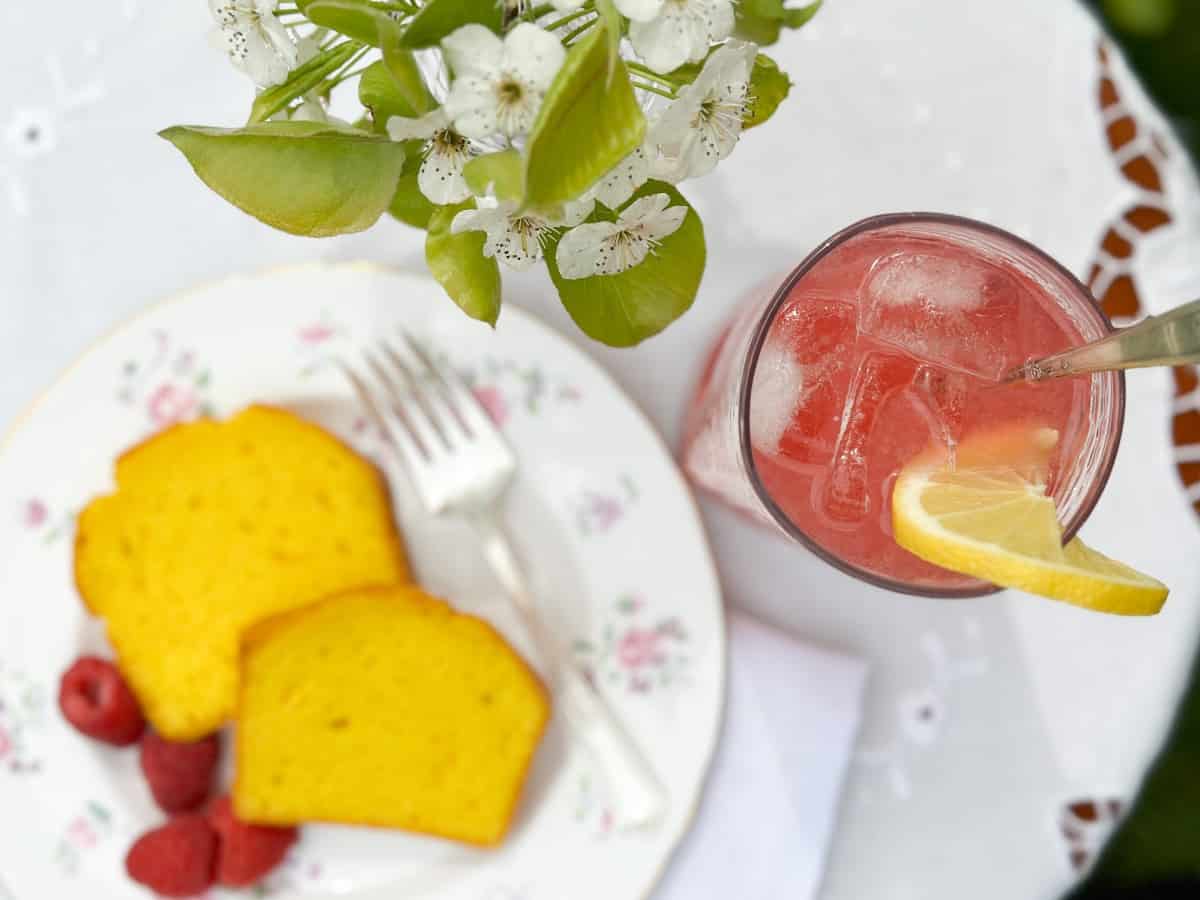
[{"left": 654, "top": 610, "right": 869, "bottom": 899}]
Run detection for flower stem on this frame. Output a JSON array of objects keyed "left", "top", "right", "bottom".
[
  {"left": 626, "top": 61, "right": 684, "bottom": 88},
  {"left": 322, "top": 45, "right": 373, "bottom": 91},
  {"left": 631, "top": 79, "right": 674, "bottom": 99},
  {"left": 337, "top": 64, "right": 373, "bottom": 83},
  {"left": 526, "top": 3, "right": 555, "bottom": 21},
  {"left": 544, "top": 5, "right": 594, "bottom": 33},
  {"left": 560, "top": 16, "right": 597, "bottom": 45}
]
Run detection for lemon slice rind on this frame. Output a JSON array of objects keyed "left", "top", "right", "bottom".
[{"left": 893, "top": 460, "right": 1167, "bottom": 616}]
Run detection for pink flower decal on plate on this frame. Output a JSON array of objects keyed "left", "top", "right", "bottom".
[
  {"left": 575, "top": 595, "right": 689, "bottom": 694},
  {"left": 147, "top": 383, "right": 198, "bottom": 427},
  {"left": 23, "top": 499, "right": 47, "bottom": 528},
  {"left": 299, "top": 323, "right": 337, "bottom": 344},
  {"left": 617, "top": 628, "right": 665, "bottom": 671},
  {"left": 0, "top": 724, "right": 11, "bottom": 760},
  {"left": 473, "top": 385, "right": 509, "bottom": 427}
]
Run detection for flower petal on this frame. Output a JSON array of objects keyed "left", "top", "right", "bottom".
[
  {"left": 418, "top": 141, "right": 473, "bottom": 204},
  {"left": 451, "top": 204, "right": 506, "bottom": 237},
  {"left": 678, "top": 128, "right": 720, "bottom": 178},
  {"left": 615, "top": 0, "right": 666, "bottom": 23},
  {"left": 629, "top": 12, "right": 692, "bottom": 74},
  {"left": 594, "top": 146, "right": 650, "bottom": 209},
  {"left": 618, "top": 192, "right": 671, "bottom": 226},
  {"left": 386, "top": 108, "right": 449, "bottom": 141},
  {"left": 444, "top": 78, "right": 503, "bottom": 139},
  {"left": 442, "top": 24, "right": 504, "bottom": 81},
  {"left": 260, "top": 14, "right": 299, "bottom": 68},
  {"left": 291, "top": 99, "right": 328, "bottom": 122},
  {"left": 241, "top": 34, "right": 292, "bottom": 87},
  {"left": 556, "top": 222, "right": 620, "bottom": 279},
  {"left": 643, "top": 206, "right": 687, "bottom": 242},
  {"left": 562, "top": 194, "right": 596, "bottom": 226},
  {"left": 504, "top": 23, "right": 566, "bottom": 92},
  {"left": 702, "top": 0, "right": 735, "bottom": 43},
  {"left": 209, "top": 1, "right": 237, "bottom": 26},
  {"left": 551, "top": 0, "right": 587, "bottom": 10},
  {"left": 647, "top": 91, "right": 699, "bottom": 150},
  {"left": 490, "top": 220, "right": 548, "bottom": 270}
]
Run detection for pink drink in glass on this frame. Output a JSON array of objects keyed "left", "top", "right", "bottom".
[{"left": 682, "top": 215, "right": 1124, "bottom": 596}]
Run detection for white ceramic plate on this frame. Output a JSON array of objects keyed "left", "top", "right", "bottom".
[{"left": 0, "top": 263, "right": 726, "bottom": 900}]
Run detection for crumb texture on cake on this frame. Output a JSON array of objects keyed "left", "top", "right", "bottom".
[
  {"left": 234, "top": 585, "right": 550, "bottom": 847},
  {"left": 74, "top": 405, "right": 409, "bottom": 741}
]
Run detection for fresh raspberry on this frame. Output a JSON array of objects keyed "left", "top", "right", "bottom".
[
  {"left": 125, "top": 815, "right": 216, "bottom": 898},
  {"left": 58, "top": 656, "right": 145, "bottom": 746},
  {"left": 209, "top": 795, "right": 299, "bottom": 888},
  {"left": 139, "top": 731, "right": 221, "bottom": 813}
]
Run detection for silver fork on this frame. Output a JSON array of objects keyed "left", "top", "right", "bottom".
[{"left": 339, "top": 334, "right": 667, "bottom": 830}]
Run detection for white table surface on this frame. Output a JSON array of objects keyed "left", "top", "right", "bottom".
[{"left": 5, "top": 1, "right": 1200, "bottom": 898}]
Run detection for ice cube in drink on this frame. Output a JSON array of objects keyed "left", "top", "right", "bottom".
[{"left": 685, "top": 223, "right": 1105, "bottom": 593}]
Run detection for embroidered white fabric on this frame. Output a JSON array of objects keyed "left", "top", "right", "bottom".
[{"left": 2, "top": 0, "right": 1200, "bottom": 898}]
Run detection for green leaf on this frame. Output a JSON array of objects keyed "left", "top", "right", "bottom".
[
  {"left": 463, "top": 150, "right": 525, "bottom": 203},
  {"left": 545, "top": 181, "right": 705, "bottom": 347},
  {"left": 734, "top": 10, "right": 782, "bottom": 45},
  {"left": 745, "top": 54, "right": 791, "bottom": 129},
  {"left": 298, "top": 0, "right": 400, "bottom": 46},
  {"left": 783, "top": 0, "right": 823, "bottom": 27},
  {"left": 595, "top": 0, "right": 622, "bottom": 81},
  {"left": 383, "top": 40, "right": 434, "bottom": 114},
  {"left": 389, "top": 140, "right": 434, "bottom": 228},
  {"left": 734, "top": 0, "right": 821, "bottom": 44},
  {"left": 426, "top": 201, "right": 502, "bottom": 324},
  {"left": 525, "top": 23, "right": 645, "bottom": 212},
  {"left": 401, "top": 0, "right": 503, "bottom": 49},
  {"left": 159, "top": 122, "right": 406, "bottom": 237},
  {"left": 357, "top": 57, "right": 432, "bottom": 131},
  {"left": 250, "top": 41, "right": 362, "bottom": 125}
]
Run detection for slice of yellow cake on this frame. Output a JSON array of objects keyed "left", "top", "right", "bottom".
[
  {"left": 74, "top": 405, "right": 409, "bottom": 741},
  {"left": 233, "top": 585, "right": 550, "bottom": 847}
]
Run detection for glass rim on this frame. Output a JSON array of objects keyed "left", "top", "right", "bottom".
[{"left": 736, "top": 212, "right": 1127, "bottom": 598}]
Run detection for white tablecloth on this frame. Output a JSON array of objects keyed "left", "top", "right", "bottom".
[{"left": 5, "top": 1, "right": 1200, "bottom": 898}]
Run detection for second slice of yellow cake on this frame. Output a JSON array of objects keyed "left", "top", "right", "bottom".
[{"left": 233, "top": 585, "right": 551, "bottom": 846}]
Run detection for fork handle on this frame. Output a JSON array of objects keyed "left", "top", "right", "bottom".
[{"left": 473, "top": 515, "right": 668, "bottom": 830}]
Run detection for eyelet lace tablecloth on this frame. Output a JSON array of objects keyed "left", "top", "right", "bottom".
[{"left": 4, "top": 1, "right": 1200, "bottom": 898}]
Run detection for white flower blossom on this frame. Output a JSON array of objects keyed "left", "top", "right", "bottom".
[
  {"left": 388, "top": 109, "right": 477, "bottom": 205},
  {"left": 591, "top": 146, "right": 651, "bottom": 209},
  {"left": 442, "top": 23, "right": 565, "bottom": 140},
  {"left": 452, "top": 195, "right": 589, "bottom": 271},
  {"left": 550, "top": 0, "right": 665, "bottom": 23},
  {"left": 208, "top": 0, "right": 298, "bottom": 88},
  {"left": 649, "top": 41, "right": 755, "bottom": 182},
  {"left": 555, "top": 192, "right": 686, "bottom": 279},
  {"left": 630, "top": 0, "right": 735, "bottom": 74}
]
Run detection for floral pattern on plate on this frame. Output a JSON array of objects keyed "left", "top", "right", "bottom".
[
  {"left": 574, "top": 594, "right": 690, "bottom": 695},
  {"left": 0, "top": 264, "right": 724, "bottom": 900}
]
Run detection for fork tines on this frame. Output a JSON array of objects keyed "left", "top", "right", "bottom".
[{"left": 338, "top": 332, "right": 501, "bottom": 463}]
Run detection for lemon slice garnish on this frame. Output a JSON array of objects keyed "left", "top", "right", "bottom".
[{"left": 892, "top": 425, "right": 1167, "bottom": 615}]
